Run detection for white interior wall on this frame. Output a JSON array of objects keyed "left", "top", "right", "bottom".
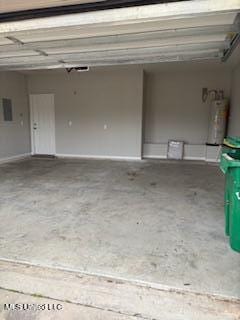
[
  {"left": 142, "top": 62, "right": 232, "bottom": 161},
  {"left": 27, "top": 66, "right": 143, "bottom": 159},
  {"left": 26, "top": 61, "right": 235, "bottom": 162},
  {"left": 0, "top": 60, "right": 236, "bottom": 164},
  {"left": 0, "top": 72, "right": 30, "bottom": 162},
  {"left": 229, "top": 62, "right": 240, "bottom": 137}
]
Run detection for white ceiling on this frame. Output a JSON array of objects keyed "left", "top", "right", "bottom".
[{"left": 0, "top": 0, "right": 239, "bottom": 70}]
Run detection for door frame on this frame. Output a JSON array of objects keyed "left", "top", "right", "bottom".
[{"left": 29, "top": 93, "right": 56, "bottom": 155}]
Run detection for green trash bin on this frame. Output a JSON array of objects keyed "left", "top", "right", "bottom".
[
  {"left": 220, "top": 138, "right": 240, "bottom": 252},
  {"left": 222, "top": 136, "right": 240, "bottom": 159}
]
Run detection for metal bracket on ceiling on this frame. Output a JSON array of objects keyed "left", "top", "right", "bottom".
[
  {"left": 66, "top": 66, "right": 89, "bottom": 73},
  {"left": 35, "top": 49, "right": 48, "bottom": 57},
  {"left": 5, "top": 36, "right": 24, "bottom": 45},
  {"left": 222, "top": 33, "right": 240, "bottom": 62},
  {"left": 222, "top": 13, "right": 240, "bottom": 62}
]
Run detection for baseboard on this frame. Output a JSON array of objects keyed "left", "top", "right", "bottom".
[
  {"left": 0, "top": 153, "right": 31, "bottom": 164},
  {"left": 143, "top": 143, "right": 220, "bottom": 163},
  {"left": 143, "top": 155, "right": 219, "bottom": 163},
  {"left": 184, "top": 156, "right": 206, "bottom": 161},
  {"left": 56, "top": 153, "right": 142, "bottom": 161},
  {"left": 144, "top": 155, "right": 206, "bottom": 161},
  {"left": 206, "top": 158, "right": 220, "bottom": 163},
  {"left": 143, "top": 155, "right": 167, "bottom": 159},
  {"left": 2, "top": 152, "right": 218, "bottom": 164}
]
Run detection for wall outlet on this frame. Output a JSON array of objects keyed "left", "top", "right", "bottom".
[
  {"left": 104, "top": 124, "right": 107, "bottom": 130},
  {"left": 69, "top": 121, "right": 72, "bottom": 127}
]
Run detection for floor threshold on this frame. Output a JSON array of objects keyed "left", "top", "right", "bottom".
[{"left": 0, "top": 259, "right": 239, "bottom": 320}]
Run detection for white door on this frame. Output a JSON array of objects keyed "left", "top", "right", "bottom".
[{"left": 30, "top": 94, "right": 56, "bottom": 155}]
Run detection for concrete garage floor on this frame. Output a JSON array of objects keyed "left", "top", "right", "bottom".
[{"left": 0, "top": 158, "right": 239, "bottom": 300}]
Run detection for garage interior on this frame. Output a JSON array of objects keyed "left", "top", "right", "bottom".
[{"left": 0, "top": 1, "right": 240, "bottom": 319}]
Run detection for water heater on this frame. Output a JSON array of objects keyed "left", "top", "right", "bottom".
[{"left": 207, "top": 99, "right": 229, "bottom": 146}]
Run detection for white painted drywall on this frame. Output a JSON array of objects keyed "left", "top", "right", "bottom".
[
  {"left": 0, "top": 61, "right": 237, "bottom": 163},
  {"left": 0, "top": 72, "right": 30, "bottom": 161},
  {"left": 143, "top": 62, "right": 232, "bottom": 159},
  {"left": 27, "top": 66, "right": 143, "bottom": 158},
  {"left": 228, "top": 63, "right": 240, "bottom": 137},
  {"left": 27, "top": 62, "right": 233, "bottom": 161}
]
